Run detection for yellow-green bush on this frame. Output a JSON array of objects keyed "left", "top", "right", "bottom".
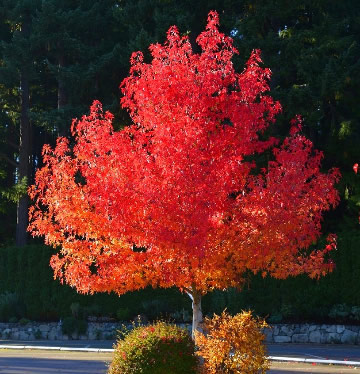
[
  {"left": 108, "top": 321, "right": 198, "bottom": 374},
  {"left": 195, "top": 310, "right": 269, "bottom": 374}
]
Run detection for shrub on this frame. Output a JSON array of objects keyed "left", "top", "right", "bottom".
[
  {"left": 328, "top": 304, "right": 351, "bottom": 322},
  {"left": 108, "top": 321, "right": 198, "bottom": 374},
  {"left": 195, "top": 310, "right": 269, "bottom": 374},
  {"left": 19, "top": 318, "right": 30, "bottom": 326},
  {"left": 0, "top": 292, "right": 26, "bottom": 322},
  {"left": 328, "top": 304, "right": 360, "bottom": 322},
  {"left": 170, "top": 308, "right": 192, "bottom": 323},
  {"left": 70, "top": 302, "right": 81, "bottom": 318},
  {"left": 84, "top": 304, "right": 102, "bottom": 319},
  {"left": 116, "top": 307, "right": 130, "bottom": 321},
  {"left": 61, "top": 316, "right": 88, "bottom": 338}
]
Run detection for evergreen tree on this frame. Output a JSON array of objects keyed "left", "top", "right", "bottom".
[
  {"left": 33, "top": 0, "right": 123, "bottom": 134},
  {"left": 0, "top": 0, "right": 41, "bottom": 246},
  {"left": 230, "top": 0, "right": 360, "bottom": 227},
  {"left": 0, "top": 0, "right": 123, "bottom": 245}
]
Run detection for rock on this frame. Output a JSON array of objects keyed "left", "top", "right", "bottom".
[
  {"left": 39, "top": 324, "right": 50, "bottom": 333},
  {"left": 2, "top": 320, "right": 357, "bottom": 344},
  {"left": 337, "top": 325, "right": 345, "bottom": 334},
  {"left": 292, "top": 334, "right": 309, "bottom": 343},
  {"left": 309, "top": 330, "right": 322, "bottom": 343},
  {"left": 293, "top": 326, "right": 301, "bottom": 334},
  {"left": 328, "top": 333, "right": 341, "bottom": 344},
  {"left": 274, "top": 335, "right": 291, "bottom": 343},
  {"left": 47, "top": 330, "right": 57, "bottom": 340},
  {"left": 326, "top": 325, "right": 337, "bottom": 333},
  {"left": 88, "top": 329, "right": 100, "bottom": 340},
  {"left": 299, "top": 324, "right": 310, "bottom": 334},
  {"left": 263, "top": 328, "right": 273, "bottom": 342},
  {"left": 19, "top": 331, "right": 29, "bottom": 340},
  {"left": 348, "top": 326, "right": 360, "bottom": 333},
  {"left": 272, "top": 325, "right": 280, "bottom": 336},
  {"left": 280, "top": 325, "right": 291, "bottom": 335},
  {"left": 341, "top": 329, "right": 358, "bottom": 344}
]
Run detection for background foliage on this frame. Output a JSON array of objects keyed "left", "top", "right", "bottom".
[
  {"left": 0, "top": 230, "right": 360, "bottom": 323},
  {"left": 0, "top": 0, "right": 359, "bottom": 322}
]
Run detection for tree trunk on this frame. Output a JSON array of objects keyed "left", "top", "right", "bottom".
[
  {"left": 16, "top": 71, "right": 31, "bottom": 247},
  {"left": 15, "top": 17, "right": 31, "bottom": 247},
  {"left": 58, "top": 53, "right": 67, "bottom": 110},
  {"left": 57, "top": 52, "right": 68, "bottom": 137},
  {"left": 187, "top": 287, "right": 203, "bottom": 340}
]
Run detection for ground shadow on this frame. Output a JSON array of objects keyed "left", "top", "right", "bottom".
[{"left": 0, "top": 357, "right": 109, "bottom": 374}]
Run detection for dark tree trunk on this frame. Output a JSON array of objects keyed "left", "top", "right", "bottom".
[
  {"left": 15, "top": 18, "right": 32, "bottom": 247},
  {"left": 57, "top": 52, "right": 68, "bottom": 137},
  {"left": 58, "top": 53, "right": 67, "bottom": 110}
]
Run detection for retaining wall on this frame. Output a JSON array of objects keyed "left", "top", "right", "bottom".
[
  {"left": 1, "top": 322, "right": 360, "bottom": 344},
  {"left": 265, "top": 323, "right": 360, "bottom": 344}
]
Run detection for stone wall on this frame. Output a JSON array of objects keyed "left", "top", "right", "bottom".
[
  {"left": 264, "top": 324, "right": 360, "bottom": 344},
  {"left": 0, "top": 321, "right": 124, "bottom": 341},
  {"left": 1, "top": 321, "right": 360, "bottom": 344}
]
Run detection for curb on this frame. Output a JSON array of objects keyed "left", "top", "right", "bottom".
[
  {"left": 0, "top": 345, "right": 113, "bottom": 353},
  {"left": 268, "top": 355, "right": 360, "bottom": 367},
  {"left": 1, "top": 345, "right": 360, "bottom": 367}
]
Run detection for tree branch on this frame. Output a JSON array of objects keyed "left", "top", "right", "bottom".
[
  {"left": 184, "top": 288, "right": 193, "bottom": 301},
  {"left": 0, "top": 152, "right": 18, "bottom": 168}
]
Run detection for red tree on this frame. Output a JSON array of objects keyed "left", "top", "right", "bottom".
[{"left": 29, "top": 12, "right": 340, "bottom": 336}]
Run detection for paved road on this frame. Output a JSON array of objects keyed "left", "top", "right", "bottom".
[
  {"left": 1, "top": 349, "right": 360, "bottom": 374},
  {"left": 2, "top": 340, "right": 360, "bottom": 362},
  {"left": 269, "top": 361, "right": 360, "bottom": 373},
  {"left": 0, "top": 350, "right": 112, "bottom": 374},
  {"left": 267, "top": 343, "right": 360, "bottom": 362}
]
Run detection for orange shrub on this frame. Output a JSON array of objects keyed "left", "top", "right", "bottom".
[{"left": 195, "top": 310, "right": 269, "bottom": 374}]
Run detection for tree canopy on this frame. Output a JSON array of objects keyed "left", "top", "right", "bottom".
[{"left": 29, "top": 11, "right": 340, "bottom": 334}]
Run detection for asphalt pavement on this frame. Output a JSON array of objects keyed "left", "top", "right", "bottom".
[
  {"left": 1, "top": 347, "right": 360, "bottom": 374},
  {"left": 2, "top": 340, "right": 360, "bottom": 363},
  {"left": 267, "top": 343, "right": 360, "bottom": 362},
  {"left": 0, "top": 349, "right": 112, "bottom": 374},
  {"left": 2, "top": 340, "right": 360, "bottom": 373}
]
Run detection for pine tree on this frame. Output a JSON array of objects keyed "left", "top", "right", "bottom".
[
  {"left": 33, "top": 0, "right": 123, "bottom": 135},
  {"left": 0, "top": 0, "right": 41, "bottom": 246}
]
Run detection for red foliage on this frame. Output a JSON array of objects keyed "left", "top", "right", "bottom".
[{"left": 28, "top": 11, "right": 340, "bottom": 297}]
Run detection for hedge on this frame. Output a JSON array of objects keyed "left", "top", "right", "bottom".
[
  {"left": 1, "top": 229, "right": 359, "bottom": 323},
  {"left": 0, "top": 244, "right": 190, "bottom": 321}
]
